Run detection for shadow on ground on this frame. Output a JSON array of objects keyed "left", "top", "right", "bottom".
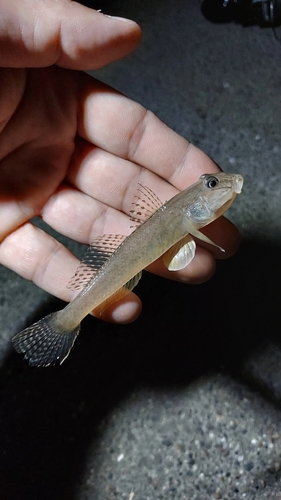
[{"left": 0, "top": 238, "right": 280, "bottom": 500}]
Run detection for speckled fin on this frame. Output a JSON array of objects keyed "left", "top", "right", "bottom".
[
  {"left": 12, "top": 312, "right": 80, "bottom": 367},
  {"left": 94, "top": 271, "right": 142, "bottom": 316},
  {"left": 130, "top": 184, "right": 163, "bottom": 227},
  {"left": 67, "top": 234, "right": 127, "bottom": 291},
  {"left": 163, "top": 234, "right": 196, "bottom": 271}
]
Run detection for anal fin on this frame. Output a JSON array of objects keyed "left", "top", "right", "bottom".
[{"left": 94, "top": 271, "right": 142, "bottom": 316}]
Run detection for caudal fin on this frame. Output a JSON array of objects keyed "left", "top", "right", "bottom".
[{"left": 12, "top": 312, "right": 80, "bottom": 367}]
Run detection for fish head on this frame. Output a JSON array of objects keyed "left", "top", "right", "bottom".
[{"left": 184, "top": 172, "right": 243, "bottom": 227}]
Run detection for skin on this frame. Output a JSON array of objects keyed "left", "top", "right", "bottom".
[{"left": 0, "top": 0, "right": 240, "bottom": 324}]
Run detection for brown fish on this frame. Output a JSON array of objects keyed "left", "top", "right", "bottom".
[{"left": 13, "top": 172, "right": 243, "bottom": 367}]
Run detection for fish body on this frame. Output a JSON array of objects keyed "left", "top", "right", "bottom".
[{"left": 13, "top": 172, "right": 243, "bottom": 366}]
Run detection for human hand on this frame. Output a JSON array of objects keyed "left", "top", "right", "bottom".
[{"left": 0, "top": 0, "right": 240, "bottom": 324}]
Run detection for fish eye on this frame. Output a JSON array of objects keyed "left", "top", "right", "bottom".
[{"left": 205, "top": 176, "right": 219, "bottom": 189}]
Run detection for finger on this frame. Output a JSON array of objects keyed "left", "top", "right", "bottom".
[
  {"left": 0, "top": 222, "right": 142, "bottom": 323},
  {"left": 95, "top": 294, "right": 142, "bottom": 324},
  {"left": 42, "top": 183, "right": 133, "bottom": 244},
  {"left": 66, "top": 137, "right": 179, "bottom": 218},
  {"left": 0, "top": 1, "right": 141, "bottom": 69},
  {"left": 78, "top": 77, "right": 220, "bottom": 187}
]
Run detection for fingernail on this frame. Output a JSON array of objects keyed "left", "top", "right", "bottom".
[{"left": 104, "top": 14, "right": 133, "bottom": 23}]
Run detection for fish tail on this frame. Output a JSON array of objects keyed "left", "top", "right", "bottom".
[{"left": 12, "top": 312, "right": 80, "bottom": 367}]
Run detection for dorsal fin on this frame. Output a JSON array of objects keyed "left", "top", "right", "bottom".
[
  {"left": 67, "top": 234, "right": 126, "bottom": 291},
  {"left": 130, "top": 184, "right": 163, "bottom": 227}
]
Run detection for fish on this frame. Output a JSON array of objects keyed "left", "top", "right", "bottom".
[{"left": 12, "top": 172, "right": 243, "bottom": 367}]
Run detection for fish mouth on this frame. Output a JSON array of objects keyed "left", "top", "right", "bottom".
[{"left": 234, "top": 175, "right": 244, "bottom": 194}]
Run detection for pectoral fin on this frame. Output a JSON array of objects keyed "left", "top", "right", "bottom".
[
  {"left": 163, "top": 234, "right": 196, "bottom": 271},
  {"left": 190, "top": 228, "right": 225, "bottom": 252}
]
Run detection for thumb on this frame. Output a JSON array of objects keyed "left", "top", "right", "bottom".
[{"left": 0, "top": 0, "right": 141, "bottom": 70}]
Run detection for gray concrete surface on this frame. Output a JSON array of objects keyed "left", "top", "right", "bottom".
[{"left": 1, "top": 1, "right": 281, "bottom": 499}]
